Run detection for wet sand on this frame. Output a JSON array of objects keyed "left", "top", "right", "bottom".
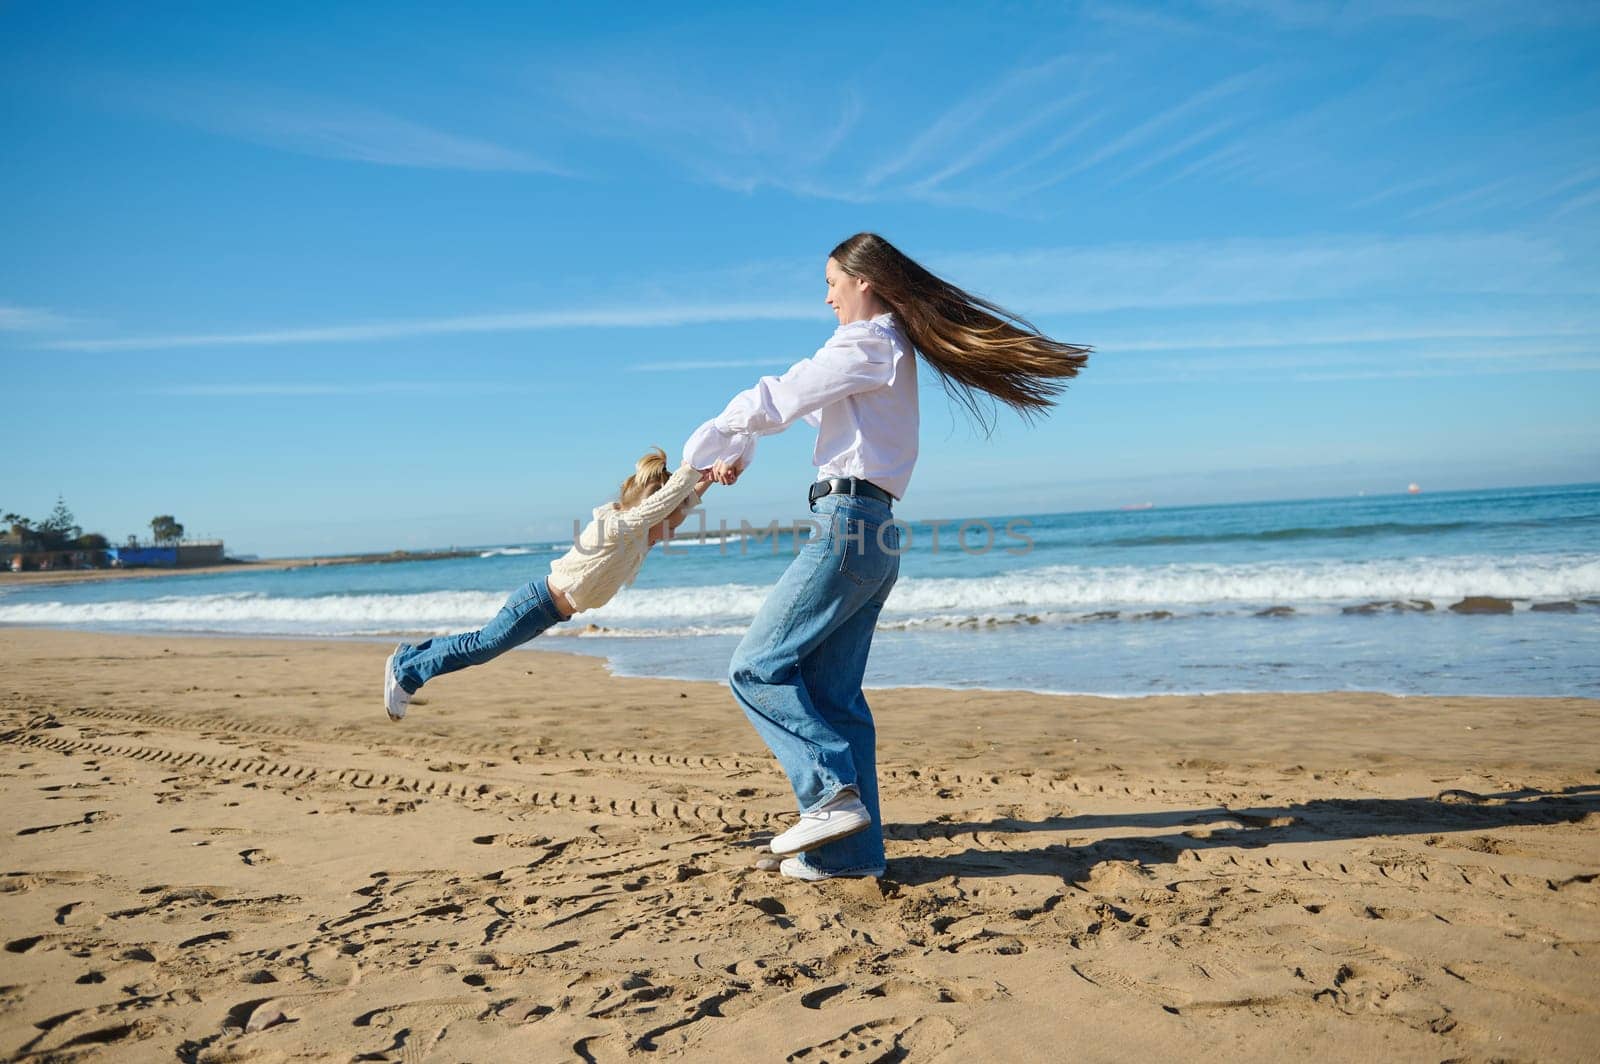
[{"left": 2, "top": 628, "right": 1596, "bottom": 1061}]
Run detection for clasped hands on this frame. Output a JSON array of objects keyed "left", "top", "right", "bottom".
[{"left": 697, "top": 460, "right": 744, "bottom": 488}]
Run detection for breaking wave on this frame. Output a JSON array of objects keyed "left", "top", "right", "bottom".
[{"left": 0, "top": 553, "right": 1593, "bottom": 637}]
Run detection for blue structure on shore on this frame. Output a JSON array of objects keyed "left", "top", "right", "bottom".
[{"left": 109, "top": 546, "right": 179, "bottom": 568}]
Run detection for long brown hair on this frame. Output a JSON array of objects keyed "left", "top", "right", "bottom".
[{"left": 829, "top": 232, "right": 1090, "bottom": 433}]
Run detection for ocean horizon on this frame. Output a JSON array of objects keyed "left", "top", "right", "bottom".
[{"left": 4, "top": 481, "right": 1597, "bottom": 699}]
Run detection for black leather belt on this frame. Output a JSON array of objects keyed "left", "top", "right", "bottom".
[{"left": 808, "top": 477, "right": 894, "bottom": 507}]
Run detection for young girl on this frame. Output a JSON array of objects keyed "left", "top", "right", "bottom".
[{"left": 383, "top": 448, "right": 711, "bottom": 720}]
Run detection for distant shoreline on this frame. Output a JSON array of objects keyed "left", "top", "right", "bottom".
[{"left": 0, "top": 549, "right": 481, "bottom": 589}]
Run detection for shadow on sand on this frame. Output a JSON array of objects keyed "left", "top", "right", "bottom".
[{"left": 882, "top": 784, "right": 1600, "bottom": 888}]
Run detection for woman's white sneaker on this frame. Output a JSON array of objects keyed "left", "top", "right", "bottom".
[
  {"left": 754, "top": 855, "right": 884, "bottom": 881},
  {"left": 768, "top": 791, "right": 871, "bottom": 855},
  {"left": 384, "top": 646, "right": 411, "bottom": 721},
  {"left": 779, "top": 857, "right": 831, "bottom": 881}
]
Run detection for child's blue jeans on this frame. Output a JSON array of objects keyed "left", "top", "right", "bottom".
[{"left": 392, "top": 575, "right": 567, "bottom": 694}]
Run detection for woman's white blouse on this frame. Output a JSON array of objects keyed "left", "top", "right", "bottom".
[{"left": 681, "top": 312, "right": 920, "bottom": 500}]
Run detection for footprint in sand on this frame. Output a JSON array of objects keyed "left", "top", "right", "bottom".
[
  {"left": 352, "top": 998, "right": 480, "bottom": 1060},
  {"left": 471, "top": 833, "right": 551, "bottom": 848},
  {"left": 238, "top": 848, "right": 272, "bottom": 866},
  {"left": 178, "top": 930, "right": 232, "bottom": 949},
  {"left": 798, "top": 984, "right": 847, "bottom": 1009},
  {"left": 6, "top": 935, "right": 47, "bottom": 955},
  {"left": 787, "top": 1016, "right": 957, "bottom": 1062},
  {"left": 222, "top": 997, "right": 290, "bottom": 1033},
  {"left": 15, "top": 810, "right": 115, "bottom": 836},
  {"left": 53, "top": 902, "right": 97, "bottom": 927}
]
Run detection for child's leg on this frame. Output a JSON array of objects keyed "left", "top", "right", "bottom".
[{"left": 393, "top": 575, "right": 566, "bottom": 693}]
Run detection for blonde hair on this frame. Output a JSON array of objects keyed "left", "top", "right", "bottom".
[
  {"left": 618, "top": 446, "right": 671, "bottom": 508},
  {"left": 830, "top": 232, "right": 1091, "bottom": 434}
]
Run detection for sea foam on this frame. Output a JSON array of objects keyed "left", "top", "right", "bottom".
[{"left": 1, "top": 553, "right": 1593, "bottom": 637}]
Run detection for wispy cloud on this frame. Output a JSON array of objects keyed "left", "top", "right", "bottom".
[
  {"left": 1405, "top": 176, "right": 1522, "bottom": 220},
  {"left": 1350, "top": 171, "right": 1458, "bottom": 209},
  {"left": 1113, "top": 351, "right": 1600, "bottom": 385},
  {"left": 1289, "top": 358, "right": 1600, "bottom": 382},
  {"left": 522, "top": 31, "right": 1423, "bottom": 212},
  {"left": 44, "top": 302, "right": 824, "bottom": 353},
  {"left": 1105, "top": 323, "right": 1600, "bottom": 354},
  {"left": 1389, "top": 157, "right": 1600, "bottom": 222},
  {"left": 1080, "top": 2, "right": 1252, "bottom": 41},
  {"left": 41, "top": 231, "right": 1597, "bottom": 354},
  {"left": 138, "top": 381, "right": 592, "bottom": 398},
  {"left": 1542, "top": 160, "right": 1600, "bottom": 218},
  {"left": 626, "top": 358, "right": 788, "bottom": 373},
  {"left": 1141, "top": 46, "right": 1503, "bottom": 200},
  {"left": 1147, "top": 140, "right": 1252, "bottom": 190},
  {"left": 941, "top": 231, "right": 1592, "bottom": 315},
  {"left": 1543, "top": 161, "right": 1600, "bottom": 199},
  {"left": 0, "top": 305, "right": 70, "bottom": 331},
  {"left": 908, "top": 92, "right": 1091, "bottom": 196},
  {"left": 141, "top": 383, "right": 447, "bottom": 397},
  {"left": 116, "top": 80, "right": 566, "bottom": 174},
  {"left": 242, "top": 107, "right": 561, "bottom": 173},
  {"left": 1114, "top": 116, "right": 1238, "bottom": 182},
  {"left": 1016, "top": 70, "right": 1268, "bottom": 195},
  {"left": 1109, "top": 334, "right": 1598, "bottom": 372},
  {"left": 988, "top": 111, "right": 1108, "bottom": 188},
  {"left": 1201, "top": 0, "right": 1600, "bottom": 30},
  {"left": 532, "top": 53, "right": 1123, "bottom": 210},
  {"left": 862, "top": 57, "right": 1080, "bottom": 189},
  {"left": 541, "top": 61, "right": 858, "bottom": 197},
  {"left": 1553, "top": 184, "right": 1600, "bottom": 219},
  {"left": 860, "top": 60, "right": 1263, "bottom": 206}
]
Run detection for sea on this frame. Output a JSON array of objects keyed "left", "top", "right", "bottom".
[{"left": 3, "top": 483, "right": 1597, "bottom": 698}]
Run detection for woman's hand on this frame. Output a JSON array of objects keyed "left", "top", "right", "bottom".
[
  {"left": 710, "top": 459, "right": 743, "bottom": 486},
  {"left": 694, "top": 469, "right": 716, "bottom": 495}
]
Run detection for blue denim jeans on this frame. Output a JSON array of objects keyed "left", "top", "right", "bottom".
[
  {"left": 729, "top": 492, "right": 901, "bottom": 876},
  {"left": 392, "top": 575, "right": 567, "bottom": 694}
]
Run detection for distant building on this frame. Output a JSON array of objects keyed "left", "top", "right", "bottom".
[
  {"left": 1, "top": 528, "right": 108, "bottom": 573},
  {"left": 2, "top": 532, "right": 227, "bottom": 573},
  {"left": 108, "top": 539, "right": 227, "bottom": 569},
  {"left": 109, "top": 545, "right": 177, "bottom": 568},
  {"left": 177, "top": 540, "right": 226, "bottom": 567}
]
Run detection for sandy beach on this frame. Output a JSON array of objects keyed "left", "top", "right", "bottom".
[{"left": 1, "top": 627, "right": 1596, "bottom": 1061}]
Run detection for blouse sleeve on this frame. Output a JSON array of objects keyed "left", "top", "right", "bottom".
[{"left": 681, "top": 321, "right": 896, "bottom": 470}]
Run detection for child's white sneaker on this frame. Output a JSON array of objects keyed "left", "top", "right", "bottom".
[
  {"left": 768, "top": 790, "right": 871, "bottom": 855},
  {"left": 384, "top": 645, "right": 411, "bottom": 722}
]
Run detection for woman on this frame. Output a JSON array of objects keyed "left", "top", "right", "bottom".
[{"left": 684, "top": 232, "right": 1089, "bottom": 881}]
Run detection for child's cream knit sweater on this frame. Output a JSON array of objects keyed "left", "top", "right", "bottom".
[{"left": 547, "top": 464, "right": 701, "bottom": 613}]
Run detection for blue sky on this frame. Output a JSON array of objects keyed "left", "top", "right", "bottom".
[{"left": 4, "top": 0, "right": 1598, "bottom": 556}]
